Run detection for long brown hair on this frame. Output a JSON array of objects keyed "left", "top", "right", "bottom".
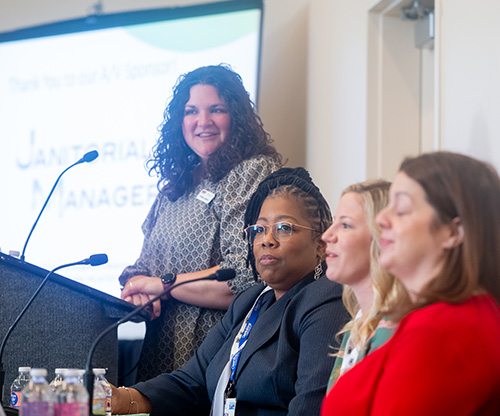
[{"left": 400, "top": 152, "right": 500, "bottom": 307}]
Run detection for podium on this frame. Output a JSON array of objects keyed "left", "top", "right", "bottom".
[{"left": 0, "top": 253, "right": 146, "bottom": 407}]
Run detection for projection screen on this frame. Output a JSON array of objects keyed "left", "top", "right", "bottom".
[{"left": 0, "top": 0, "right": 263, "bottom": 297}]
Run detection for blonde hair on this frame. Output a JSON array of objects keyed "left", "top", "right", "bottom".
[{"left": 337, "top": 180, "right": 408, "bottom": 349}]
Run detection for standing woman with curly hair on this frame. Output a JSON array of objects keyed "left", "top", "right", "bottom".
[{"left": 119, "top": 65, "right": 282, "bottom": 381}]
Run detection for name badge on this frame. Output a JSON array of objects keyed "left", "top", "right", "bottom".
[
  {"left": 196, "top": 189, "right": 215, "bottom": 204},
  {"left": 224, "top": 398, "right": 237, "bottom": 416}
]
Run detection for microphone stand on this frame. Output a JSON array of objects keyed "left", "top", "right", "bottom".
[
  {"left": 84, "top": 269, "right": 235, "bottom": 415},
  {"left": 20, "top": 150, "right": 98, "bottom": 262},
  {"left": 0, "top": 254, "right": 107, "bottom": 414}
]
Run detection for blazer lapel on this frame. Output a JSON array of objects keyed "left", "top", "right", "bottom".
[{"left": 233, "top": 273, "right": 315, "bottom": 380}]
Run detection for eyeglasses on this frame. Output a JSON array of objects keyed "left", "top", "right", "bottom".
[{"left": 244, "top": 221, "right": 319, "bottom": 243}]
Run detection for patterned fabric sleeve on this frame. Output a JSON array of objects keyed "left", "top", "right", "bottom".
[
  {"left": 214, "top": 155, "right": 281, "bottom": 294},
  {"left": 118, "top": 194, "right": 161, "bottom": 287},
  {"left": 118, "top": 155, "right": 280, "bottom": 290}
]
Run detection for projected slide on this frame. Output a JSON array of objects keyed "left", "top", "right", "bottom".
[{"left": 0, "top": 4, "right": 262, "bottom": 297}]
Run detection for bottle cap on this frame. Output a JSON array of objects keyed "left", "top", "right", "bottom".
[
  {"left": 63, "top": 369, "right": 80, "bottom": 377},
  {"left": 92, "top": 368, "right": 106, "bottom": 375},
  {"left": 18, "top": 367, "right": 31, "bottom": 372},
  {"left": 30, "top": 368, "right": 47, "bottom": 377}
]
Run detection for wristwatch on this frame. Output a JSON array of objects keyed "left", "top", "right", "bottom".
[{"left": 160, "top": 272, "right": 177, "bottom": 286}]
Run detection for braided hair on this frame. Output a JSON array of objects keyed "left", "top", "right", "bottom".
[{"left": 244, "top": 167, "right": 332, "bottom": 281}]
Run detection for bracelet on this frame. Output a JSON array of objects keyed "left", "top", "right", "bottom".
[{"left": 119, "top": 386, "right": 138, "bottom": 415}]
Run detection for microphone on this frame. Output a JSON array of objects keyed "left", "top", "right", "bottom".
[
  {"left": 81, "top": 253, "right": 109, "bottom": 267},
  {"left": 20, "top": 150, "right": 99, "bottom": 262},
  {"left": 0, "top": 254, "right": 108, "bottom": 410},
  {"left": 78, "top": 150, "right": 98, "bottom": 164},
  {"left": 84, "top": 268, "right": 236, "bottom": 414},
  {"left": 209, "top": 268, "right": 237, "bottom": 282}
]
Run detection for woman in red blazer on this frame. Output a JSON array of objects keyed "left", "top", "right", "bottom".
[{"left": 322, "top": 152, "right": 500, "bottom": 415}]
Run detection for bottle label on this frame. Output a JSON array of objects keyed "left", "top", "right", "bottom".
[
  {"left": 20, "top": 401, "right": 54, "bottom": 416},
  {"left": 10, "top": 391, "right": 21, "bottom": 408},
  {"left": 92, "top": 397, "right": 106, "bottom": 415},
  {"left": 56, "top": 402, "right": 88, "bottom": 416},
  {"left": 105, "top": 395, "right": 112, "bottom": 415}
]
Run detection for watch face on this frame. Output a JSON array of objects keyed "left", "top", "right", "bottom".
[{"left": 161, "top": 273, "right": 176, "bottom": 285}]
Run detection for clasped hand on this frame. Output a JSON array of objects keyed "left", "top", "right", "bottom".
[{"left": 120, "top": 275, "right": 169, "bottom": 320}]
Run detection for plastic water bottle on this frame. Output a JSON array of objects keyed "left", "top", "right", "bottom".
[
  {"left": 20, "top": 368, "right": 55, "bottom": 416},
  {"left": 10, "top": 366, "right": 31, "bottom": 409},
  {"left": 76, "top": 369, "right": 86, "bottom": 385},
  {"left": 55, "top": 369, "right": 89, "bottom": 416},
  {"left": 49, "top": 369, "right": 66, "bottom": 393},
  {"left": 92, "top": 369, "right": 111, "bottom": 415}
]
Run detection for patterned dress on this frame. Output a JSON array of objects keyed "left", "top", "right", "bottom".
[{"left": 119, "top": 155, "right": 280, "bottom": 381}]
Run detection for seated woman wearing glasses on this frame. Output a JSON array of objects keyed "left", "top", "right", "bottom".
[{"left": 112, "top": 167, "right": 348, "bottom": 416}]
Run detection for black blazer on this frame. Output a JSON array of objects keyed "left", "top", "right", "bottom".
[{"left": 134, "top": 271, "right": 348, "bottom": 416}]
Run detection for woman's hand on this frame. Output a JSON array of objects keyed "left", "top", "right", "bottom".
[
  {"left": 120, "top": 266, "right": 235, "bottom": 316},
  {"left": 120, "top": 275, "right": 166, "bottom": 319},
  {"left": 111, "top": 384, "right": 152, "bottom": 415},
  {"left": 110, "top": 384, "right": 129, "bottom": 414}
]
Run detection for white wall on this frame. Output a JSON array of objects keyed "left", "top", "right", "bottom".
[
  {"left": 366, "top": 6, "right": 422, "bottom": 181},
  {"left": 258, "top": 0, "right": 310, "bottom": 169},
  {"left": 437, "top": 0, "right": 500, "bottom": 169},
  {"left": 308, "top": 0, "right": 500, "bottom": 207},
  {"left": 307, "top": 0, "right": 377, "bottom": 207}
]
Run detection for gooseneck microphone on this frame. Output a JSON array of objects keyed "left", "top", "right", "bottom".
[
  {"left": 20, "top": 150, "right": 99, "bottom": 262},
  {"left": 84, "top": 268, "right": 236, "bottom": 415},
  {"left": 0, "top": 253, "right": 108, "bottom": 411}
]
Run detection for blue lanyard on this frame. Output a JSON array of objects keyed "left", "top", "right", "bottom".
[{"left": 229, "top": 288, "right": 269, "bottom": 383}]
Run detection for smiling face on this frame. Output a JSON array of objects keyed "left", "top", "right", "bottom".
[
  {"left": 322, "top": 192, "right": 372, "bottom": 288},
  {"left": 376, "top": 172, "right": 455, "bottom": 297},
  {"left": 253, "top": 194, "right": 323, "bottom": 299},
  {"left": 182, "top": 84, "right": 231, "bottom": 165}
]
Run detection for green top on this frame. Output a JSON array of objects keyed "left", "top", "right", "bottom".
[{"left": 327, "top": 318, "right": 396, "bottom": 391}]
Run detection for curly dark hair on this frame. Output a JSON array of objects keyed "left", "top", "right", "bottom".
[
  {"left": 243, "top": 167, "right": 333, "bottom": 281},
  {"left": 147, "top": 64, "right": 282, "bottom": 201}
]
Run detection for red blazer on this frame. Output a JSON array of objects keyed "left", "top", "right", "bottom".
[{"left": 322, "top": 294, "right": 500, "bottom": 416}]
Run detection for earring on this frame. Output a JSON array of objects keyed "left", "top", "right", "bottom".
[{"left": 313, "top": 262, "right": 323, "bottom": 280}]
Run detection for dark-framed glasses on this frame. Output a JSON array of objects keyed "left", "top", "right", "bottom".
[{"left": 244, "top": 221, "right": 319, "bottom": 243}]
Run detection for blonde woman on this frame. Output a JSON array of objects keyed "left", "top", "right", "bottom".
[{"left": 321, "top": 180, "right": 407, "bottom": 389}]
